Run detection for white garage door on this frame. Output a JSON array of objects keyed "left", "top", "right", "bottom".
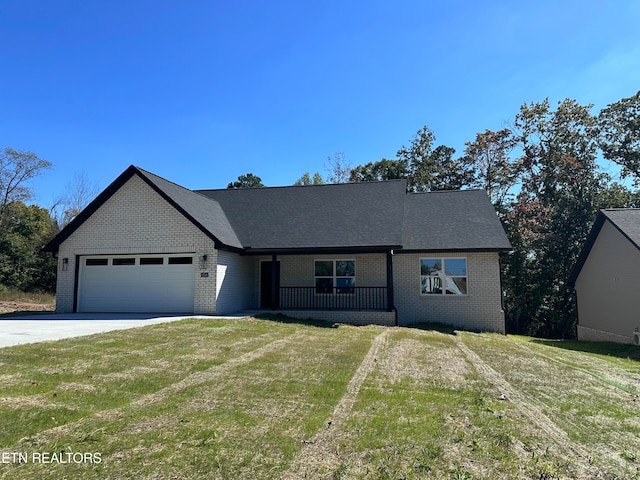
[{"left": 77, "top": 255, "right": 195, "bottom": 313}]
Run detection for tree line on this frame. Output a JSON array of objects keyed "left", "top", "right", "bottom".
[
  {"left": 0, "top": 148, "right": 98, "bottom": 293},
  {"left": 233, "top": 91, "right": 640, "bottom": 338},
  {"left": 4, "top": 90, "right": 639, "bottom": 337}
]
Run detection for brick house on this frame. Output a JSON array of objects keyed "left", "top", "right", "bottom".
[{"left": 45, "top": 166, "right": 511, "bottom": 332}]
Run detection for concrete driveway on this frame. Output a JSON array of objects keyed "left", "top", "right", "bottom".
[{"left": 0, "top": 312, "right": 251, "bottom": 348}]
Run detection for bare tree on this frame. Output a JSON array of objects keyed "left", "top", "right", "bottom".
[
  {"left": 324, "top": 152, "right": 352, "bottom": 184},
  {"left": 52, "top": 172, "right": 99, "bottom": 228},
  {"left": 0, "top": 147, "right": 52, "bottom": 229}
]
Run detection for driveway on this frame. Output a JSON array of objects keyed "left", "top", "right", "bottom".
[{"left": 0, "top": 312, "right": 253, "bottom": 348}]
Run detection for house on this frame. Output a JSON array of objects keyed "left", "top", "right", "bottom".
[
  {"left": 568, "top": 209, "right": 640, "bottom": 344},
  {"left": 44, "top": 165, "right": 512, "bottom": 332}
]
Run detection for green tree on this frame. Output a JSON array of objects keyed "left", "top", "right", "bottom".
[
  {"left": 396, "top": 125, "right": 437, "bottom": 191},
  {"left": 227, "top": 173, "right": 264, "bottom": 189},
  {"left": 350, "top": 126, "right": 471, "bottom": 191},
  {"left": 426, "top": 145, "right": 472, "bottom": 191},
  {"left": 0, "top": 147, "right": 52, "bottom": 229},
  {"left": 463, "top": 128, "right": 519, "bottom": 211},
  {"left": 0, "top": 202, "right": 57, "bottom": 292},
  {"left": 597, "top": 90, "right": 640, "bottom": 184},
  {"left": 504, "top": 98, "right": 605, "bottom": 338},
  {"left": 349, "top": 158, "right": 408, "bottom": 182},
  {"left": 397, "top": 126, "right": 473, "bottom": 191},
  {"left": 294, "top": 172, "right": 325, "bottom": 186}
]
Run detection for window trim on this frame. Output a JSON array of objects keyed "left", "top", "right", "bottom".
[
  {"left": 419, "top": 257, "right": 468, "bottom": 296},
  {"left": 314, "top": 259, "right": 356, "bottom": 294}
]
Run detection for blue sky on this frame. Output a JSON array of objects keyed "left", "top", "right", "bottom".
[{"left": 2, "top": 0, "right": 640, "bottom": 207}]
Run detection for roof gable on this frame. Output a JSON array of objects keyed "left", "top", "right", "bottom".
[
  {"left": 136, "top": 167, "right": 242, "bottom": 249},
  {"left": 45, "top": 166, "right": 242, "bottom": 252},
  {"left": 568, "top": 209, "right": 640, "bottom": 287}
]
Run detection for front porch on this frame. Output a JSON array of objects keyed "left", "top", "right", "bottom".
[{"left": 254, "top": 251, "right": 396, "bottom": 326}]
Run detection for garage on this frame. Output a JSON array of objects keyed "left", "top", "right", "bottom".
[{"left": 77, "top": 255, "right": 195, "bottom": 313}]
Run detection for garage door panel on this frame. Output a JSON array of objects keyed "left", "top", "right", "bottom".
[{"left": 78, "top": 255, "right": 195, "bottom": 313}]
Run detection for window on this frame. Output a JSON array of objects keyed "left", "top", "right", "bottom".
[
  {"left": 86, "top": 258, "right": 108, "bottom": 266},
  {"left": 420, "top": 258, "right": 467, "bottom": 295},
  {"left": 140, "top": 257, "right": 164, "bottom": 265},
  {"left": 113, "top": 258, "right": 135, "bottom": 266},
  {"left": 168, "top": 257, "right": 193, "bottom": 265},
  {"left": 315, "top": 260, "right": 355, "bottom": 294}
]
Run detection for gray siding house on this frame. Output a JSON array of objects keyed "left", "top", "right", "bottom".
[
  {"left": 45, "top": 166, "right": 511, "bottom": 332},
  {"left": 569, "top": 209, "right": 640, "bottom": 344}
]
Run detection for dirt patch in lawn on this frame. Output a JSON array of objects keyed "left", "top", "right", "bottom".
[{"left": 0, "top": 301, "right": 55, "bottom": 314}]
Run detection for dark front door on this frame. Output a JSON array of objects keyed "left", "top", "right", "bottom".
[{"left": 260, "top": 261, "right": 280, "bottom": 308}]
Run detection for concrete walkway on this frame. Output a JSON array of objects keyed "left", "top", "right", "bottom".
[{"left": 0, "top": 312, "right": 256, "bottom": 348}]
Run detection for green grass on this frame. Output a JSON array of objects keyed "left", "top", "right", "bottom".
[{"left": 1, "top": 317, "right": 639, "bottom": 479}]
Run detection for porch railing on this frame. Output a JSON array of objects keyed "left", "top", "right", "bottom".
[{"left": 278, "top": 286, "right": 388, "bottom": 311}]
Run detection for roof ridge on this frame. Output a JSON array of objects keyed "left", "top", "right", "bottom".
[
  {"left": 409, "top": 188, "right": 486, "bottom": 195},
  {"left": 195, "top": 178, "right": 408, "bottom": 193},
  {"left": 135, "top": 165, "right": 222, "bottom": 203}
]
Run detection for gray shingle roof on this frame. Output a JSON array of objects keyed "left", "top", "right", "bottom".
[
  {"left": 401, "top": 189, "right": 512, "bottom": 251},
  {"left": 46, "top": 166, "right": 512, "bottom": 254},
  {"left": 197, "top": 180, "right": 407, "bottom": 250}
]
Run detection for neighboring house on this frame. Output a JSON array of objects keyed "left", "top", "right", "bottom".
[
  {"left": 45, "top": 166, "right": 511, "bottom": 332},
  {"left": 569, "top": 209, "right": 640, "bottom": 344}
]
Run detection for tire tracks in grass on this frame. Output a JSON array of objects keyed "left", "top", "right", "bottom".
[
  {"left": 15, "top": 331, "right": 305, "bottom": 447},
  {"left": 518, "top": 340, "right": 639, "bottom": 395},
  {"left": 454, "top": 334, "right": 604, "bottom": 477},
  {"left": 130, "top": 331, "right": 306, "bottom": 408},
  {"left": 281, "top": 329, "right": 389, "bottom": 480}
]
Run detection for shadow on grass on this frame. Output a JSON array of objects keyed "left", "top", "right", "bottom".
[
  {"left": 0, "top": 310, "right": 55, "bottom": 318},
  {"left": 254, "top": 313, "right": 339, "bottom": 329},
  {"left": 530, "top": 338, "right": 640, "bottom": 362},
  {"left": 406, "top": 322, "right": 458, "bottom": 336}
]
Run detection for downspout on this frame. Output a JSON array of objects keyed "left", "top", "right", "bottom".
[
  {"left": 499, "top": 252, "right": 507, "bottom": 335},
  {"left": 386, "top": 249, "right": 398, "bottom": 326}
]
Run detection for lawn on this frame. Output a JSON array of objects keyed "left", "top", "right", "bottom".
[{"left": 0, "top": 316, "right": 639, "bottom": 479}]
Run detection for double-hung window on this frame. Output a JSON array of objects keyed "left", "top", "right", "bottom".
[
  {"left": 420, "top": 258, "right": 467, "bottom": 295},
  {"left": 315, "top": 260, "right": 355, "bottom": 294}
]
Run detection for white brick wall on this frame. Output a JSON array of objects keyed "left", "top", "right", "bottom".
[
  {"left": 276, "top": 253, "right": 387, "bottom": 287},
  {"left": 55, "top": 175, "right": 217, "bottom": 314},
  {"left": 215, "top": 250, "right": 255, "bottom": 314},
  {"left": 393, "top": 252, "right": 505, "bottom": 333}
]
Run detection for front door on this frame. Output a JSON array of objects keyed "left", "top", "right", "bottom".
[{"left": 260, "top": 261, "right": 280, "bottom": 308}]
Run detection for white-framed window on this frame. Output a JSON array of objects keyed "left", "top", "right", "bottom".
[
  {"left": 420, "top": 257, "right": 467, "bottom": 296},
  {"left": 314, "top": 260, "right": 355, "bottom": 294}
]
